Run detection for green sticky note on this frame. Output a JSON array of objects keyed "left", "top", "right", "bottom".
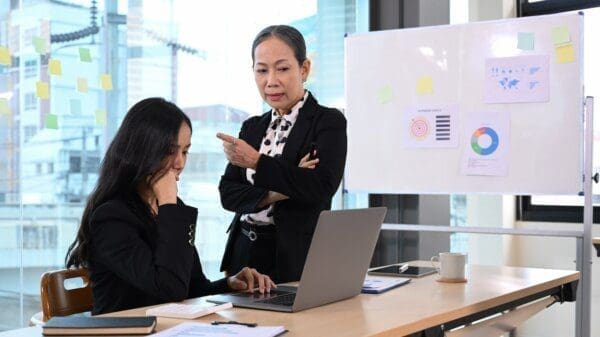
[
  {"left": 0, "top": 47, "right": 11, "bottom": 66},
  {"left": 33, "top": 36, "right": 47, "bottom": 54},
  {"left": 79, "top": 47, "right": 92, "bottom": 62},
  {"left": 417, "top": 76, "right": 433, "bottom": 95},
  {"left": 96, "top": 110, "right": 107, "bottom": 126},
  {"left": 36, "top": 81, "right": 50, "bottom": 99},
  {"left": 45, "top": 114, "right": 58, "bottom": 129},
  {"left": 48, "top": 59, "right": 62, "bottom": 75},
  {"left": 556, "top": 43, "right": 575, "bottom": 64},
  {"left": 77, "top": 77, "right": 88, "bottom": 93},
  {"left": 0, "top": 98, "right": 10, "bottom": 114},
  {"left": 552, "top": 26, "right": 570, "bottom": 45},
  {"left": 70, "top": 99, "right": 82, "bottom": 115},
  {"left": 517, "top": 32, "right": 534, "bottom": 50},
  {"left": 377, "top": 85, "right": 392, "bottom": 104}
]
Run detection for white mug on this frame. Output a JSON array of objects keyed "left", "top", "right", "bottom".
[{"left": 430, "top": 252, "right": 467, "bottom": 282}]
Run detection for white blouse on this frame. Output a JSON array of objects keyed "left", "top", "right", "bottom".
[{"left": 241, "top": 91, "right": 309, "bottom": 226}]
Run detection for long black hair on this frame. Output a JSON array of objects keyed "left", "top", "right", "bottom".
[
  {"left": 65, "top": 97, "right": 192, "bottom": 268},
  {"left": 251, "top": 25, "right": 307, "bottom": 66}
]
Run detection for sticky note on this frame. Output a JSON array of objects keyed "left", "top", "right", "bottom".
[
  {"left": 556, "top": 44, "right": 575, "bottom": 64},
  {"left": 517, "top": 32, "right": 534, "bottom": 50},
  {"left": 377, "top": 85, "right": 393, "bottom": 104},
  {"left": 0, "top": 47, "right": 11, "bottom": 66},
  {"left": 552, "top": 26, "right": 570, "bottom": 45},
  {"left": 36, "top": 81, "right": 50, "bottom": 99},
  {"left": 33, "top": 36, "right": 46, "bottom": 54},
  {"left": 77, "top": 78, "right": 88, "bottom": 93},
  {"left": 79, "top": 47, "right": 92, "bottom": 62},
  {"left": 48, "top": 59, "right": 62, "bottom": 75},
  {"left": 95, "top": 109, "right": 107, "bottom": 126},
  {"left": 417, "top": 76, "right": 433, "bottom": 95},
  {"left": 100, "top": 74, "right": 113, "bottom": 90},
  {"left": 70, "top": 99, "right": 82, "bottom": 115},
  {"left": 45, "top": 114, "right": 58, "bottom": 129},
  {"left": 0, "top": 98, "right": 10, "bottom": 114}
]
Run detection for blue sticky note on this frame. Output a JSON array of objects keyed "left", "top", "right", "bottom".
[{"left": 517, "top": 32, "right": 534, "bottom": 50}]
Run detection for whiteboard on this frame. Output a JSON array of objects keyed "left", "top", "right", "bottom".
[{"left": 344, "top": 12, "right": 583, "bottom": 195}]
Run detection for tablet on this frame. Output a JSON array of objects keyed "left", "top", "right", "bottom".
[{"left": 368, "top": 265, "right": 436, "bottom": 278}]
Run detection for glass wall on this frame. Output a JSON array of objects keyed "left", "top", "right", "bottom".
[{"left": 0, "top": 0, "right": 364, "bottom": 329}]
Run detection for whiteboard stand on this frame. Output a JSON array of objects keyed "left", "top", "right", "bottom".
[{"left": 577, "top": 96, "right": 594, "bottom": 337}]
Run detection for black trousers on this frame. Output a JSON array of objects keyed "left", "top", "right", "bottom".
[{"left": 226, "top": 221, "right": 278, "bottom": 282}]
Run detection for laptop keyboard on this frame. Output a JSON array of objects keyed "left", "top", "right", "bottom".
[{"left": 256, "top": 293, "right": 296, "bottom": 306}]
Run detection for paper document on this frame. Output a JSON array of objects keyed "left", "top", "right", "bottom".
[
  {"left": 362, "top": 277, "right": 411, "bottom": 294},
  {"left": 152, "top": 322, "right": 286, "bottom": 337},
  {"left": 146, "top": 302, "right": 232, "bottom": 319}
]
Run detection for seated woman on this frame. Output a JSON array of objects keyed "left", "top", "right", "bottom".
[{"left": 65, "top": 97, "right": 274, "bottom": 315}]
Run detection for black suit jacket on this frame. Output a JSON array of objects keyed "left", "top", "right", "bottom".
[
  {"left": 219, "top": 93, "right": 347, "bottom": 283},
  {"left": 88, "top": 194, "right": 228, "bottom": 315}
]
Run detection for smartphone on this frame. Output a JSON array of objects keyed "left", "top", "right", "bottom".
[
  {"left": 308, "top": 142, "right": 318, "bottom": 160},
  {"left": 368, "top": 265, "right": 436, "bottom": 278}
]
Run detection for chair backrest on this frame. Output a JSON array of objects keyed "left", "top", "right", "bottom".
[{"left": 40, "top": 268, "right": 93, "bottom": 321}]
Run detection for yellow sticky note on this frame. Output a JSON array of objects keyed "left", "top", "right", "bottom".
[
  {"left": 556, "top": 44, "right": 575, "bottom": 64},
  {"left": 100, "top": 74, "right": 113, "bottom": 90},
  {"left": 48, "top": 59, "right": 62, "bottom": 75},
  {"left": 0, "top": 47, "right": 11, "bottom": 66},
  {"left": 95, "top": 110, "right": 107, "bottom": 126},
  {"left": 77, "top": 78, "right": 88, "bottom": 93},
  {"left": 552, "top": 26, "right": 570, "bottom": 45},
  {"left": 45, "top": 114, "right": 58, "bottom": 129},
  {"left": 377, "top": 85, "right": 393, "bottom": 104},
  {"left": 0, "top": 98, "right": 10, "bottom": 114},
  {"left": 417, "top": 76, "right": 433, "bottom": 95},
  {"left": 36, "top": 81, "right": 50, "bottom": 99}
]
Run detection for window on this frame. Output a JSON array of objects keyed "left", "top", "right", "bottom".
[
  {"left": 0, "top": 1, "right": 363, "bottom": 330},
  {"left": 24, "top": 92, "right": 36, "bottom": 110},
  {"left": 24, "top": 59, "right": 37, "bottom": 78},
  {"left": 517, "top": 3, "right": 600, "bottom": 222}
]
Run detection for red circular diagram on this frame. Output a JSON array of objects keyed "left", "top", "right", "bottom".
[{"left": 410, "top": 117, "right": 429, "bottom": 140}]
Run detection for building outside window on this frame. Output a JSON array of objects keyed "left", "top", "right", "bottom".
[{"left": 0, "top": 0, "right": 365, "bottom": 330}]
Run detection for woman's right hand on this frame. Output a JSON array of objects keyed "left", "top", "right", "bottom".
[
  {"left": 299, "top": 152, "right": 319, "bottom": 169},
  {"left": 151, "top": 169, "right": 178, "bottom": 205}
]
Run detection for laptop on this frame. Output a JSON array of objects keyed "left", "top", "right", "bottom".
[{"left": 205, "top": 207, "right": 387, "bottom": 312}]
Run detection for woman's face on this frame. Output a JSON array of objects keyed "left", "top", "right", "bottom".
[
  {"left": 166, "top": 122, "right": 191, "bottom": 181},
  {"left": 253, "top": 37, "right": 310, "bottom": 116}
]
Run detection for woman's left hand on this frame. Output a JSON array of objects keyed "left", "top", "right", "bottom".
[
  {"left": 217, "top": 133, "right": 261, "bottom": 169},
  {"left": 227, "top": 267, "right": 276, "bottom": 293}
]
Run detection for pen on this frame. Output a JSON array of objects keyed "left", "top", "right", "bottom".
[
  {"left": 398, "top": 263, "right": 409, "bottom": 273},
  {"left": 211, "top": 320, "right": 258, "bottom": 328}
]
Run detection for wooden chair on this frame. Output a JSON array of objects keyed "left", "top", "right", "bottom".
[{"left": 38, "top": 268, "right": 93, "bottom": 322}]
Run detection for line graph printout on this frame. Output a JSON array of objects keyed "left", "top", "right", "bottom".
[
  {"left": 484, "top": 55, "right": 549, "bottom": 103},
  {"left": 401, "top": 104, "right": 458, "bottom": 148}
]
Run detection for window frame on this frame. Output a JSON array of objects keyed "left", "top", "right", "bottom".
[{"left": 516, "top": 0, "right": 600, "bottom": 223}]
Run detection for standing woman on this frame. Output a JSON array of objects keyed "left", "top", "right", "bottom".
[
  {"left": 217, "top": 25, "right": 347, "bottom": 283},
  {"left": 65, "top": 98, "right": 274, "bottom": 315}
]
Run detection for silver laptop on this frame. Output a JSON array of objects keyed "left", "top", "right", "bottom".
[{"left": 205, "top": 207, "right": 387, "bottom": 312}]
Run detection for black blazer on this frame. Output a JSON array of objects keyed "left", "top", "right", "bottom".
[
  {"left": 219, "top": 93, "right": 347, "bottom": 283},
  {"left": 88, "top": 195, "right": 228, "bottom": 315}
]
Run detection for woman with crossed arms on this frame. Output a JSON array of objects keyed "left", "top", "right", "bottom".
[{"left": 217, "top": 25, "right": 347, "bottom": 283}]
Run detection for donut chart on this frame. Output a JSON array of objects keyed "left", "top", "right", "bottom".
[{"left": 470, "top": 127, "right": 499, "bottom": 155}]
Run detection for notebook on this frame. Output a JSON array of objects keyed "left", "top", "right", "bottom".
[
  {"left": 146, "top": 302, "right": 232, "bottom": 319},
  {"left": 206, "top": 207, "right": 387, "bottom": 312},
  {"left": 42, "top": 316, "right": 156, "bottom": 336}
]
